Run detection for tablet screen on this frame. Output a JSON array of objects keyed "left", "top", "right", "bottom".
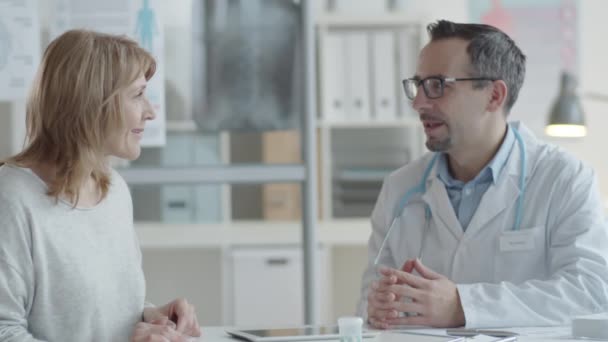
[
  {"left": 377, "top": 332, "right": 465, "bottom": 342},
  {"left": 226, "top": 325, "right": 375, "bottom": 341},
  {"left": 242, "top": 326, "right": 338, "bottom": 337}
]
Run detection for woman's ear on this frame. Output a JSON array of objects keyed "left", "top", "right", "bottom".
[{"left": 486, "top": 80, "right": 508, "bottom": 113}]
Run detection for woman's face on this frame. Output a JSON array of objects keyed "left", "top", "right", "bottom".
[{"left": 106, "top": 75, "right": 156, "bottom": 160}]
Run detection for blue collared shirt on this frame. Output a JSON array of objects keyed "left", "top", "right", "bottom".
[{"left": 436, "top": 125, "right": 515, "bottom": 231}]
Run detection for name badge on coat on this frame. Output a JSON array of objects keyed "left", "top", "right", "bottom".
[{"left": 499, "top": 229, "right": 536, "bottom": 252}]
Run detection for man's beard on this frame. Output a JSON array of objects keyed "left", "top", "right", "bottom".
[{"left": 426, "top": 135, "right": 452, "bottom": 152}]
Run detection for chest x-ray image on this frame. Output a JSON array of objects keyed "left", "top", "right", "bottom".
[{"left": 197, "top": 0, "right": 302, "bottom": 132}]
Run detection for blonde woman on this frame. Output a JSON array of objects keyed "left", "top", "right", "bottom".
[{"left": 0, "top": 30, "right": 201, "bottom": 341}]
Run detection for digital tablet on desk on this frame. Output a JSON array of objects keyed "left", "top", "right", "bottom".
[
  {"left": 375, "top": 332, "right": 466, "bottom": 342},
  {"left": 226, "top": 326, "right": 377, "bottom": 341}
]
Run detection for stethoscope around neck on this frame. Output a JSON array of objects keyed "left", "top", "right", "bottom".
[{"left": 373, "top": 127, "right": 527, "bottom": 265}]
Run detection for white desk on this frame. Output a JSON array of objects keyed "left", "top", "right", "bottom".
[{"left": 197, "top": 326, "right": 586, "bottom": 341}]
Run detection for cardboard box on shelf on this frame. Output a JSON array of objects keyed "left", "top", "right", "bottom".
[
  {"left": 262, "top": 130, "right": 302, "bottom": 220},
  {"left": 263, "top": 183, "right": 302, "bottom": 220}
]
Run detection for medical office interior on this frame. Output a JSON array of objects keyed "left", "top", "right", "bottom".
[{"left": 1, "top": 0, "right": 608, "bottom": 328}]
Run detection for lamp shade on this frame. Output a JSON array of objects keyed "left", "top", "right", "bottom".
[{"left": 545, "top": 72, "right": 587, "bottom": 138}]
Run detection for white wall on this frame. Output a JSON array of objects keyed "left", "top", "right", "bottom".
[
  {"left": 556, "top": 0, "right": 608, "bottom": 199},
  {"left": 0, "top": 102, "right": 25, "bottom": 159}
]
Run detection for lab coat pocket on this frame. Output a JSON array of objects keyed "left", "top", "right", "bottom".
[{"left": 494, "top": 226, "right": 547, "bottom": 283}]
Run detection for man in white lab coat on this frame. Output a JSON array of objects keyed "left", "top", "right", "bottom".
[{"left": 358, "top": 19, "right": 608, "bottom": 328}]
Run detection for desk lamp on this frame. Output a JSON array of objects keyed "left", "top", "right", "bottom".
[
  {"left": 546, "top": 71, "right": 608, "bottom": 138},
  {"left": 546, "top": 72, "right": 586, "bottom": 137}
]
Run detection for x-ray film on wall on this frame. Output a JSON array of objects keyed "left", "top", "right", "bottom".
[{"left": 196, "top": 0, "right": 302, "bottom": 132}]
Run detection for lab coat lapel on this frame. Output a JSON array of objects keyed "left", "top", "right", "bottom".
[
  {"left": 422, "top": 177, "right": 464, "bottom": 239},
  {"left": 465, "top": 139, "right": 522, "bottom": 237}
]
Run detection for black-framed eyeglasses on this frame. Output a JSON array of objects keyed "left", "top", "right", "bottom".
[{"left": 402, "top": 76, "right": 498, "bottom": 100}]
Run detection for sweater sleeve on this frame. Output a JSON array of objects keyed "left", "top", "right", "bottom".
[{"left": 0, "top": 197, "right": 46, "bottom": 342}]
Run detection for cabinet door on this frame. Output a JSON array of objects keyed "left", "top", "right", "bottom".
[
  {"left": 162, "top": 186, "right": 194, "bottom": 222},
  {"left": 142, "top": 248, "right": 224, "bottom": 325},
  {"left": 161, "top": 135, "right": 195, "bottom": 222},
  {"left": 231, "top": 247, "right": 304, "bottom": 326},
  {"left": 193, "top": 135, "right": 222, "bottom": 222}
]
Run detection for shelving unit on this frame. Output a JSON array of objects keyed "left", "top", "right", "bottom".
[
  {"left": 135, "top": 220, "right": 370, "bottom": 249},
  {"left": 316, "top": 14, "right": 428, "bottom": 219},
  {"left": 119, "top": 0, "right": 320, "bottom": 325},
  {"left": 121, "top": 7, "right": 431, "bottom": 327}
]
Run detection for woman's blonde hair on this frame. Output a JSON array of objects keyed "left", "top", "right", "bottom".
[{"left": 3, "top": 29, "right": 156, "bottom": 205}]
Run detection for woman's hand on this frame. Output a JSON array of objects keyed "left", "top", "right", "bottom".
[
  {"left": 130, "top": 321, "right": 191, "bottom": 342},
  {"left": 143, "top": 299, "right": 201, "bottom": 338}
]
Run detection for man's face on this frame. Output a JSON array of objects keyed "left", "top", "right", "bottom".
[{"left": 411, "top": 38, "right": 494, "bottom": 154}]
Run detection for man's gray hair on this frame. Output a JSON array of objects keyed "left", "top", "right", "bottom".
[{"left": 427, "top": 20, "right": 526, "bottom": 114}]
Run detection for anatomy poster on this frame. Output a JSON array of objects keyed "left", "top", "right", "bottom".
[{"left": 0, "top": 0, "right": 40, "bottom": 100}]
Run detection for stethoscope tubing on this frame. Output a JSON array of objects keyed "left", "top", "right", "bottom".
[{"left": 373, "top": 127, "right": 526, "bottom": 266}]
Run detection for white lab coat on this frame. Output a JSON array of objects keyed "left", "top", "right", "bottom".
[{"left": 357, "top": 122, "right": 608, "bottom": 328}]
